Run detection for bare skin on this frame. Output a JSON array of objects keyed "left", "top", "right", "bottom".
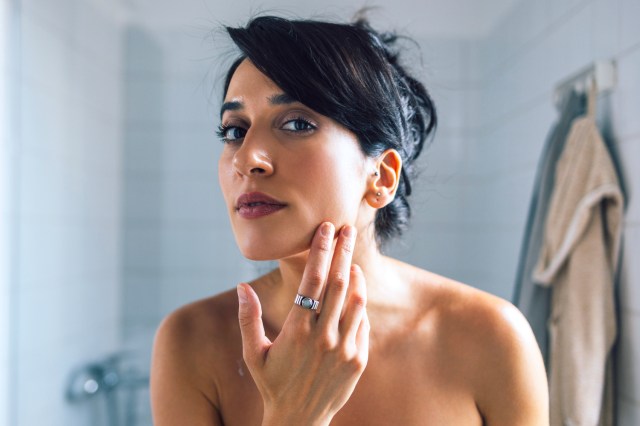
[{"left": 150, "top": 59, "right": 549, "bottom": 425}]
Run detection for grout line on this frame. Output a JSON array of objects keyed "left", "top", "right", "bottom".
[
  {"left": 471, "top": 36, "right": 640, "bottom": 142},
  {"left": 617, "top": 39, "right": 640, "bottom": 61},
  {"left": 478, "top": 0, "right": 594, "bottom": 85},
  {"left": 474, "top": 92, "right": 550, "bottom": 140}
]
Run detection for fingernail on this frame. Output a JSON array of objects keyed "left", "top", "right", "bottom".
[
  {"left": 342, "top": 225, "right": 354, "bottom": 238},
  {"left": 237, "top": 285, "right": 248, "bottom": 304},
  {"left": 321, "top": 222, "right": 333, "bottom": 236}
]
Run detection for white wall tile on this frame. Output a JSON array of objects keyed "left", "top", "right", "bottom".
[
  {"left": 124, "top": 75, "right": 166, "bottom": 123},
  {"left": 73, "top": 0, "right": 121, "bottom": 68},
  {"left": 162, "top": 177, "right": 225, "bottom": 224},
  {"left": 419, "top": 38, "right": 465, "bottom": 85},
  {"left": 22, "top": 0, "right": 76, "bottom": 41},
  {"left": 547, "top": 0, "right": 589, "bottom": 25},
  {"left": 123, "top": 271, "right": 162, "bottom": 324},
  {"left": 122, "top": 227, "right": 164, "bottom": 269},
  {"left": 592, "top": 0, "right": 620, "bottom": 60},
  {"left": 488, "top": 170, "right": 537, "bottom": 229},
  {"left": 619, "top": 0, "right": 640, "bottom": 54},
  {"left": 611, "top": 48, "right": 640, "bottom": 140},
  {"left": 618, "top": 138, "right": 640, "bottom": 224},
  {"left": 21, "top": 13, "right": 72, "bottom": 102}
]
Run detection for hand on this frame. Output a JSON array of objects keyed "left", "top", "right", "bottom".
[{"left": 237, "top": 222, "right": 370, "bottom": 426}]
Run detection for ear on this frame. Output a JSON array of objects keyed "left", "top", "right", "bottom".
[{"left": 366, "top": 149, "right": 402, "bottom": 208}]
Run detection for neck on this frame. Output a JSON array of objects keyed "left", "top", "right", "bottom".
[{"left": 263, "top": 227, "right": 408, "bottom": 329}]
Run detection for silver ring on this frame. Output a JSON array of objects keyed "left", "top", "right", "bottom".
[{"left": 294, "top": 294, "right": 319, "bottom": 310}]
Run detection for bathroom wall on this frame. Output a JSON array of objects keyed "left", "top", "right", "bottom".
[
  {"left": 459, "top": 0, "right": 640, "bottom": 422},
  {"left": 386, "top": 37, "right": 479, "bottom": 286},
  {"left": 13, "top": 0, "right": 125, "bottom": 424}
]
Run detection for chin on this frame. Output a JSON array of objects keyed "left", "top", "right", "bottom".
[
  {"left": 238, "top": 242, "right": 310, "bottom": 262},
  {"left": 235, "top": 229, "right": 314, "bottom": 262}
]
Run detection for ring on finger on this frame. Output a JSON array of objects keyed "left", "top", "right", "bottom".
[{"left": 294, "top": 294, "right": 320, "bottom": 310}]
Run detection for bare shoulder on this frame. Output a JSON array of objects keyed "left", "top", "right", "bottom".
[
  {"left": 406, "top": 264, "right": 549, "bottom": 424},
  {"left": 150, "top": 287, "right": 240, "bottom": 425}
]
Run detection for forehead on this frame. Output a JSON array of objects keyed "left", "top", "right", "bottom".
[{"left": 224, "top": 59, "right": 282, "bottom": 102}]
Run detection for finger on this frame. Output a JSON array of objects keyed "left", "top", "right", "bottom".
[
  {"left": 237, "top": 283, "right": 271, "bottom": 368},
  {"left": 355, "top": 309, "right": 371, "bottom": 366},
  {"left": 318, "top": 225, "right": 356, "bottom": 328},
  {"left": 339, "top": 264, "right": 367, "bottom": 343},
  {"left": 291, "top": 222, "right": 335, "bottom": 320}
]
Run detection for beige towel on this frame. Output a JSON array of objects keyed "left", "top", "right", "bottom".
[{"left": 532, "top": 114, "right": 623, "bottom": 426}]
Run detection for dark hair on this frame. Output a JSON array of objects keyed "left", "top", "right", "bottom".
[{"left": 222, "top": 15, "right": 437, "bottom": 247}]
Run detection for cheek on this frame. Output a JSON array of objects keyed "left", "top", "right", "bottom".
[{"left": 293, "top": 146, "right": 366, "bottom": 223}]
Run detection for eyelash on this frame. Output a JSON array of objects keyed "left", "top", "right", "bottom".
[
  {"left": 216, "top": 124, "right": 244, "bottom": 143},
  {"left": 216, "top": 116, "right": 317, "bottom": 143}
]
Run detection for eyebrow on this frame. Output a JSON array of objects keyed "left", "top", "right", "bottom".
[{"left": 219, "top": 93, "right": 298, "bottom": 119}]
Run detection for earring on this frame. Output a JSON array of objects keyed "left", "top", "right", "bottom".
[
  {"left": 376, "top": 192, "right": 381, "bottom": 197},
  {"left": 374, "top": 171, "right": 379, "bottom": 176}
]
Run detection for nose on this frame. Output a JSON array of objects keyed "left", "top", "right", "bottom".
[{"left": 232, "top": 132, "right": 274, "bottom": 177}]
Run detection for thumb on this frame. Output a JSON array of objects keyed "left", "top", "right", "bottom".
[{"left": 237, "top": 283, "right": 270, "bottom": 367}]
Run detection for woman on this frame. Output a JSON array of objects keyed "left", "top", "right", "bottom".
[{"left": 150, "top": 15, "right": 549, "bottom": 425}]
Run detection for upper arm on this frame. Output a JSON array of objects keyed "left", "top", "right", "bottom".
[
  {"left": 473, "top": 302, "right": 549, "bottom": 426},
  {"left": 150, "top": 308, "right": 223, "bottom": 426}
]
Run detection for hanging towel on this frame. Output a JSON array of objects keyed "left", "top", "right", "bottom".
[
  {"left": 513, "top": 90, "right": 586, "bottom": 368},
  {"left": 532, "top": 84, "right": 624, "bottom": 426}
]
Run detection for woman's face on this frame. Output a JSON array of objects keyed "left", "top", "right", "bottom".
[{"left": 218, "top": 59, "right": 373, "bottom": 261}]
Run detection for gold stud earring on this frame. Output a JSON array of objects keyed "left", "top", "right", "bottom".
[{"left": 376, "top": 192, "right": 381, "bottom": 197}]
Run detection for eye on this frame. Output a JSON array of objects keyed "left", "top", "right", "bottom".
[
  {"left": 216, "top": 124, "right": 247, "bottom": 143},
  {"left": 281, "top": 117, "right": 316, "bottom": 133}
]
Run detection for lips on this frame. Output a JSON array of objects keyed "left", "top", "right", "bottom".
[{"left": 235, "top": 192, "right": 287, "bottom": 219}]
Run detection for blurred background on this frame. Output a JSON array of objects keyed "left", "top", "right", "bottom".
[{"left": 1, "top": 0, "right": 639, "bottom": 424}]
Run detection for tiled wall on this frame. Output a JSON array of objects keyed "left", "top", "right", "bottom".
[
  {"left": 13, "top": 0, "right": 124, "bottom": 424},
  {"left": 386, "top": 37, "right": 480, "bottom": 284},
  {"left": 418, "top": 0, "right": 640, "bottom": 422}
]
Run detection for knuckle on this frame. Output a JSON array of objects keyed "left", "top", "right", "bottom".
[
  {"left": 331, "top": 272, "right": 348, "bottom": 292},
  {"left": 352, "top": 354, "right": 368, "bottom": 371},
  {"left": 306, "top": 271, "right": 325, "bottom": 289},
  {"left": 290, "top": 319, "right": 312, "bottom": 335},
  {"left": 238, "top": 315, "right": 255, "bottom": 328},
  {"left": 316, "top": 333, "right": 337, "bottom": 352},
  {"left": 350, "top": 294, "right": 367, "bottom": 309},
  {"left": 314, "top": 236, "right": 331, "bottom": 254},
  {"left": 340, "top": 240, "right": 353, "bottom": 255},
  {"left": 363, "top": 318, "right": 371, "bottom": 332},
  {"left": 337, "top": 348, "right": 355, "bottom": 364}
]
